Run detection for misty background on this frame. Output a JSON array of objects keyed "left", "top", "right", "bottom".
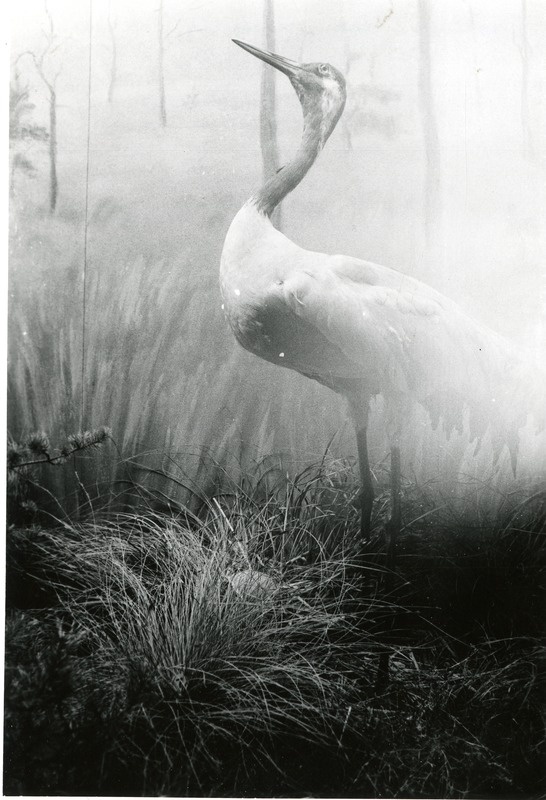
[{"left": 8, "top": 0, "right": 546, "bottom": 514}]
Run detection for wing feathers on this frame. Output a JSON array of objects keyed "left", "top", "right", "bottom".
[{"left": 277, "top": 254, "right": 524, "bottom": 443}]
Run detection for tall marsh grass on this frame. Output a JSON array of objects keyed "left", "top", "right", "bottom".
[
  {"left": 10, "top": 195, "right": 544, "bottom": 520},
  {"left": 8, "top": 195, "right": 354, "bottom": 514}
]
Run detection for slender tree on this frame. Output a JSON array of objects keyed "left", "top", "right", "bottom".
[
  {"left": 417, "top": 0, "right": 442, "bottom": 280},
  {"left": 21, "top": 3, "right": 61, "bottom": 213},
  {"left": 158, "top": 0, "right": 167, "bottom": 126},
  {"left": 520, "top": 0, "right": 534, "bottom": 160},
  {"left": 9, "top": 70, "right": 49, "bottom": 197},
  {"left": 156, "top": 4, "right": 202, "bottom": 128},
  {"left": 107, "top": 2, "right": 117, "bottom": 104},
  {"left": 260, "top": 0, "right": 282, "bottom": 228}
]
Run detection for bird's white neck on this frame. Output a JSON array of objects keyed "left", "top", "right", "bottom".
[
  {"left": 250, "top": 90, "right": 342, "bottom": 217},
  {"left": 251, "top": 125, "right": 322, "bottom": 217}
]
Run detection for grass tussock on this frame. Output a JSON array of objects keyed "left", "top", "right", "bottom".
[{"left": 4, "top": 466, "right": 546, "bottom": 797}]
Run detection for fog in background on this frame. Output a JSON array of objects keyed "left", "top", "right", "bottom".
[{"left": 8, "top": 0, "right": 546, "bottom": 512}]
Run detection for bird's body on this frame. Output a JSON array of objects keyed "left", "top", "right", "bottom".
[
  {"left": 222, "top": 200, "right": 516, "bottom": 449},
  {"left": 221, "top": 39, "right": 538, "bottom": 543}
]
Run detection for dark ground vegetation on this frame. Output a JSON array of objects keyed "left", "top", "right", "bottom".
[{"left": 4, "top": 455, "right": 546, "bottom": 797}]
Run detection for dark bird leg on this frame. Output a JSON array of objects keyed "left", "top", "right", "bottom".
[
  {"left": 375, "top": 444, "right": 402, "bottom": 692},
  {"left": 349, "top": 400, "right": 375, "bottom": 640},
  {"left": 354, "top": 403, "right": 374, "bottom": 540},
  {"left": 386, "top": 444, "right": 401, "bottom": 571}
]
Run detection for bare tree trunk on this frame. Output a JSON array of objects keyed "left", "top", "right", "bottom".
[
  {"left": 48, "top": 86, "right": 58, "bottom": 212},
  {"left": 107, "top": 10, "right": 117, "bottom": 104},
  {"left": 259, "top": 0, "right": 291, "bottom": 454},
  {"left": 520, "top": 0, "right": 534, "bottom": 159},
  {"left": 26, "top": 2, "right": 60, "bottom": 213},
  {"left": 417, "top": 0, "right": 442, "bottom": 280},
  {"left": 340, "top": 7, "right": 356, "bottom": 152},
  {"left": 260, "top": 0, "right": 281, "bottom": 228},
  {"left": 10, "top": 160, "right": 16, "bottom": 197},
  {"left": 158, "top": 0, "right": 167, "bottom": 126}
]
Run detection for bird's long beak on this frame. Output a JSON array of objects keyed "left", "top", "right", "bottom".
[{"left": 232, "top": 39, "right": 301, "bottom": 77}]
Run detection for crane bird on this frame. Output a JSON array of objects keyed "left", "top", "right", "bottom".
[{"left": 220, "top": 39, "right": 536, "bottom": 556}]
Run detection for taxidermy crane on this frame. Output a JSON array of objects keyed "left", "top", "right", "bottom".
[{"left": 220, "top": 40, "right": 536, "bottom": 554}]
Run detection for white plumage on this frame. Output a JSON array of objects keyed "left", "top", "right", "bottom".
[{"left": 221, "top": 40, "right": 543, "bottom": 537}]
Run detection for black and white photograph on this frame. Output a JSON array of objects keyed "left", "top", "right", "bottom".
[{"left": 5, "top": 0, "right": 546, "bottom": 796}]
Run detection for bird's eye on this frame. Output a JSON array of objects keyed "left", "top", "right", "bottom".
[{"left": 318, "top": 64, "right": 329, "bottom": 75}]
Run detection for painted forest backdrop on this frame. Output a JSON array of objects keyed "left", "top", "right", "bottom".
[{"left": 8, "top": 0, "right": 546, "bottom": 517}]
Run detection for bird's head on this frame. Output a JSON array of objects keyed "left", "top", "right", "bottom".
[{"left": 233, "top": 39, "right": 346, "bottom": 147}]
